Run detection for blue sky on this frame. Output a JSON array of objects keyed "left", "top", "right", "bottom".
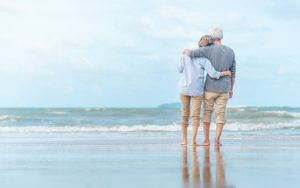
[{"left": 0, "top": 0, "right": 300, "bottom": 107}]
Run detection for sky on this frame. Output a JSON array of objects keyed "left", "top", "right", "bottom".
[{"left": 0, "top": 0, "right": 300, "bottom": 107}]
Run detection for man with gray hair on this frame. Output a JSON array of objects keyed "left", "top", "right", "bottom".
[{"left": 183, "top": 27, "right": 236, "bottom": 146}]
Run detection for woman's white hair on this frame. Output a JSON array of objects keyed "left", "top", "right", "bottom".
[{"left": 208, "top": 27, "right": 223, "bottom": 40}]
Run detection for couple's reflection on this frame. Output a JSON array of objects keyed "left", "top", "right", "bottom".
[{"left": 181, "top": 146, "right": 226, "bottom": 188}]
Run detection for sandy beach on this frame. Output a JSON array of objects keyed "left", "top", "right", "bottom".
[
  {"left": 1, "top": 130, "right": 299, "bottom": 188},
  {"left": 0, "top": 107, "right": 299, "bottom": 188}
]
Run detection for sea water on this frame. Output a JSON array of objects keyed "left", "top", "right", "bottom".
[
  {"left": 1, "top": 107, "right": 300, "bottom": 132},
  {"left": 0, "top": 107, "right": 299, "bottom": 188}
]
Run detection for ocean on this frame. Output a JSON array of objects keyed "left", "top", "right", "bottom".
[
  {"left": 1, "top": 106, "right": 300, "bottom": 132},
  {"left": 1, "top": 107, "right": 299, "bottom": 188}
]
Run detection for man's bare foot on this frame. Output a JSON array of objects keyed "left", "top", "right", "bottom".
[
  {"left": 191, "top": 142, "right": 197, "bottom": 147},
  {"left": 181, "top": 138, "right": 187, "bottom": 145},
  {"left": 198, "top": 142, "right": 210, "bottom": 146},
  {"left": 198, "top": 139, "right": 210, "bottom": 146},
  {"left": 214, "top": 141, "right": 222, "bottom": 146}
]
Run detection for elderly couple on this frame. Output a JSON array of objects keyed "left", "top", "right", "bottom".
[{"left": 178, "top": 27, "right": 236, "bottom": 146}]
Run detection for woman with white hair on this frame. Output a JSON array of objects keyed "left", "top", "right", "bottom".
[{"left": 178, "top": 35, "right": 232, "bottom": 146}]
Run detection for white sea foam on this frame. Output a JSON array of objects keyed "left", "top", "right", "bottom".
[
  {"left": 223, "top": 122, "right": 300, "bottom": 131},
  {"left": 83, "top": 107, "right": 107, "bottom": 112},
  {"left": 0, "top": 122, "right": 299, "bottom": 133},
  {"left": 48, "top": 111, "right": 68, "bottom": 115},
  {"left": 0, "top": 115, "right": 20, "bottom": 122},
  {"left": 263, "top": 111, "right": 300, "bottom": 118},
  {"left": 0, "top": 125, "right": 181, "bottom": 133}
]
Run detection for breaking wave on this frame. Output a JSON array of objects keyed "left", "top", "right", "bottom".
[
  {"left": 0, "top": 115, "right": 20, "bottom": 122},
  {"left": 0, "top": 122, "right": 299, "bottom": 133}
]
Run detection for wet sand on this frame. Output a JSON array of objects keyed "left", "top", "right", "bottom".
[{"left": 0, "top": 130, "right": 299, "bottom": 188}]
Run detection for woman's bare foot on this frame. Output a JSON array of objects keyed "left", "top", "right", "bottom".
[
  {"left": 181, "top": 142, "right": 187, "bottom": 145},
  {"left": 191, "top": 141, "right": 197, "bottom": 147}
]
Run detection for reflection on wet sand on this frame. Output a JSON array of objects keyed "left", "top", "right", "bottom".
[
  {"left": 182, "top": 146, "right": 189, "bottom": 188},
  {"left": 203, "top": 146, "right": 212, "bottom": 188},
  {"left": 181, "top": 146, "right": 228, "bottom": 188},
  {"left": 192, "top": 147, "right": 200, "bottom": 188},
  {"left": 215, "top": 146, "right": 226, "bottom": 188}
]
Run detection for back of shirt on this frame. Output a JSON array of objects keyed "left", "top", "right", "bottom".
[
  {"left": 203, "top": 45, "right": 236, "bottom": 93},
  {"left": 177, "top": 55, "right": 221, "bottom": 96}
]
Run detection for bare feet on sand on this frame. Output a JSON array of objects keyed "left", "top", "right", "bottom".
[
  {"left": 198, "top": 139, "right": 210, "bottom": 146},
  {"left": 191, "top": 141, "right": 197, "bottom": 147},
  {"left": 214, "top": 140, "right": 222, "bottom": 146}
]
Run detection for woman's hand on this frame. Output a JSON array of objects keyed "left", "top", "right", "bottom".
[
  {"left": 225, "top": 71, "right": 232, "bottom": 77},
  {"left": 221, "top": 71, "right": 232, "bottom": 77}
]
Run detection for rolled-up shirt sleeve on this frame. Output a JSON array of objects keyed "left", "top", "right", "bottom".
[
  {"left": 230, "top": 53, "right": 236, "bottom": 78},
  {"left": 177, "top": 56, "right": 186, "bottom": 73},
  {"left": 202, "top": 59, "right": 221, "bottom": 79}
]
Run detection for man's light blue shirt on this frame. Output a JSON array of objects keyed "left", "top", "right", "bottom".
[{"left": 177, "top": 55, "right": 221, "bottom": 96}]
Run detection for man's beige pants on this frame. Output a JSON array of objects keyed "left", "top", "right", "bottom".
[{"left": 202, "top": 92, "right": 229, "bottom": 124}]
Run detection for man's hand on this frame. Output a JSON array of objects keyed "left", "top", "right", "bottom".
[
  {"left": 229, "top": 89, "right": 233, "bottom": 98},
  {"left": 183, "top": 49, "right": 190, "bottom": 55},
  {"left": 229, "top": 77, "right": 235, "bottom": 99}
]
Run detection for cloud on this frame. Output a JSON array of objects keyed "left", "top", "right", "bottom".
[
  {"left": 0, "top": 0, "right": 300, "bottom": 107},
  {"left": 277, "top": 62, "right": 300, "bottom": 77},
  {"left": 264, "top": 0, "right": 300, "bottom": 20},
  {"left": 0, "top": 1, "right": 33, "bottom": 13},
  {"left": 140, "top": 16, "right": 189, "bottom": 39}
]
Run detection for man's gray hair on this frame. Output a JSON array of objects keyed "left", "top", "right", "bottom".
[{"left": 208, "top": 27, "right": 223, "bottom": 40}]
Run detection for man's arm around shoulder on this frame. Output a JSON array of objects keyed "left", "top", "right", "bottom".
[{"left": 183, "top": 46, "right": 210, "bottom": 58}]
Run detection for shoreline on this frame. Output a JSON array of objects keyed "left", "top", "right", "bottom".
[{"left": 0, "top": 130, "right": 299, "bottom": 188}]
